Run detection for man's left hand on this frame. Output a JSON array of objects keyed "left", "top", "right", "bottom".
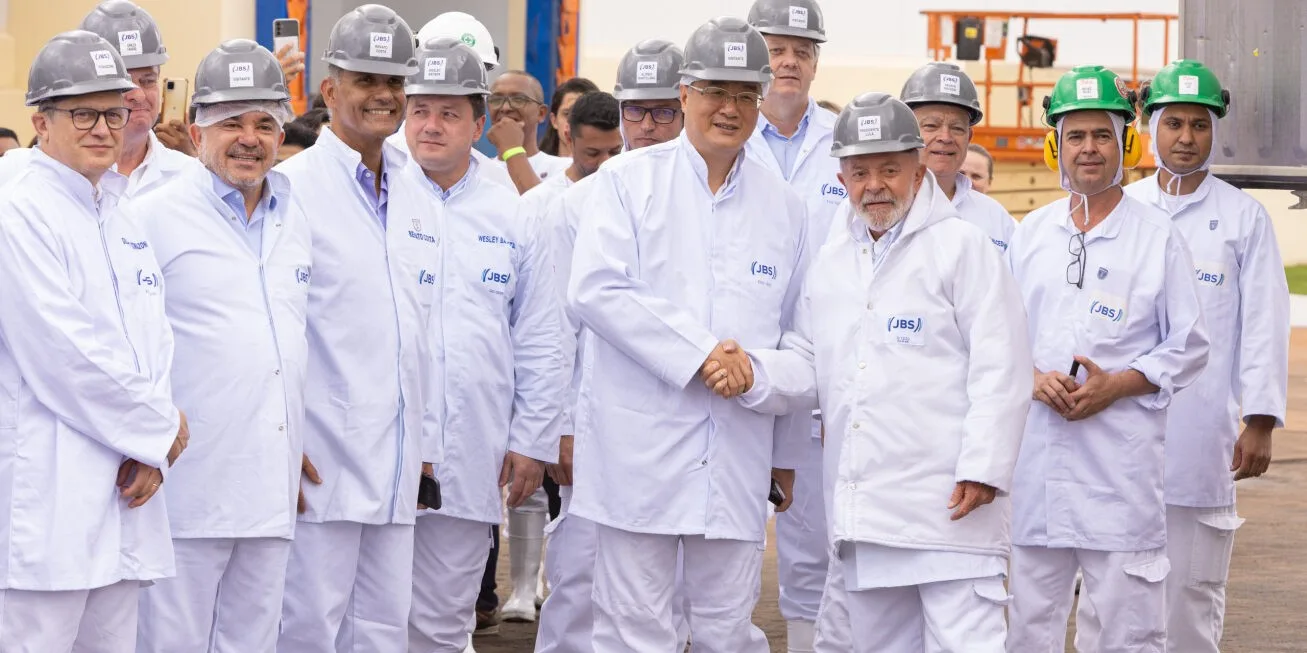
[
  {"left": 1063, "top": 356, "right": 1119, "bottom": 421},
  {"left": 500, "top": 452, "right": 545, "bottom": 508},
  {"left": 276, "top": 43, "right": 306, "bottom": 82},
  {"left": 546, "top": 435, "right": 574, "bottom": 486},
  {"left": 948, "top": 481, "right": 997, "bottom": 520},
  {"left": 1232, "top": 423, "right": 1273, "bottom": 480},
  {"left": 771, "top": 468, "right": 795, "bottom": 512},
  {"left": 117, "top": 459, "right": 163, "bottom": 508}
]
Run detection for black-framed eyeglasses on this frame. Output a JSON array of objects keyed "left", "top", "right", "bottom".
[
  {"left": 43, "top": 107, "right": 132, "bottom": 131},
  {"left": 684, "top": 84, "right": 763, "bottom": 109},
  {"left": 487, "top": 93, "right": 543, "bottom": 110},
  {"left": 621, "top": 105, "right": 681, "bottom": 125},
  {"left": 1067, "top": 231, "right": 1087, "bottom": 290}
]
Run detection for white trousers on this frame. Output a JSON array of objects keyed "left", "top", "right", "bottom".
[
  {"left": 277, "top": 521, "right": 415, "bottom": 653},
  {"left": 812, "top": 554, "right": 1007, "bottom": 653},
  {"left": 592, "top": 524, "right": 767, "bottom": 653},
  {"left": 138, "top": 537, "right": 290, "bottom": 653},
  {"left": 776, "top": 436, "right": 828, "bottom": 625},
  {"left": 408, "top": 514, "right": 495, "bottom": 653},
  {"left": 0, "top": 579, "right": 140, "bottom": 653},
  {"left": 1008, "top": 544, "right": 1168, "bottom": 653}
]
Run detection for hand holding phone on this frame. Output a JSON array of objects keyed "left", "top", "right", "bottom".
[
  {"left": 273, "top": 19, "right": 304, "bottom": 80},
  {"left": 769, "top": 478, "right": 786, "bottom": 507},
  {"left": 418, "top": 474, "right": 442, "bottom": 511},
  {"left": 160, "top": 78, "right": 188, "bottom": 125}
]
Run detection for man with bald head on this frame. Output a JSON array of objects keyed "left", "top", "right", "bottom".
[{"left": 486, "top": 70, "right": 570, "bottom": 193}]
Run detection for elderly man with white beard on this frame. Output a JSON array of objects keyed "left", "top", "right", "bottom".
[{"left": 737, "top": 92, "right": 1032, "bottom": 653}]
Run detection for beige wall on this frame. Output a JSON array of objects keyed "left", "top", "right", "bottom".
[{"left": 0, "top": 0, "right": 254, "bottom": 143}]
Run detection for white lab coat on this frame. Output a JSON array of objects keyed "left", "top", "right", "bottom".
[
  {"left": 744, "top": 173, "right": 1032, "bottom": 556},
  {"left": 1006, "top": 193, "right": 1209, "bottom": 551},
  {"left": 0, "top": 149, "right": 179, "bottom": 590},
  {"left": 419, "top": 162, "right": 567, "bottom": 523},
  {"left": 121, "top": 132, "right": 198, "bottom": 198},
  {"left": 0, "top": 147, "right": 34, "bottom": 185},
  {"left": 521, "top": 170, "right": 573, "bottom": 219},
  {"left": 498, "top": 151, "right": 571, "bottom": 183},
  {"left": 1125, "top": 174, "right": 1289, "bottom": 508},
  {"left": 274, "top": 127, "right": 439, "bottom": 525},
  {"left": 950, "top": 173, "right": 1017, "bottom": 252},
  {"left": 123, "top": 162, "right": 311, "bottom": 539},
  {"left": 567, "top": 132, "right": 809, "bottom": 542}
]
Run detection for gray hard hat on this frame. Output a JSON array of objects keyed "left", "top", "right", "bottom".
[
  {"left": 323, "top": 4, "right": 419, "bottom": 77},
  {"left": 746, "top": 0, "right": 826, "bottom": 44},
  {"left": 192, "top": 40, "right": 288, "bottom": 106},
  {"left": 26, "top": 30, "right": 136, "bottom": 106},
  {"left": 614, "top": 40, "right": 684, "bottom": 101},
  {"left": 830, "top": 92, "right": 924, "bottom": 158},
  {"left": 405, "top": 37, "right": 488, "bottom": 96},
  {"left": 679, "top": 17, "right": 772, "bottom": 85},
  {"left": 79, "top": 0, "right": 169, "bottom": 69},
  {"left": 900, "top": 62, "right": 983, "bottom": 125}
]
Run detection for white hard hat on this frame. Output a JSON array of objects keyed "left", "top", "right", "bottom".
[{"left": 417, "top": 12, "right": 498, "bottom": 68}]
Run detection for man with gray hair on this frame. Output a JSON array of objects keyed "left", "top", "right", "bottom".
[{"left": 120, "top": 39, "right": 308, "bottom": 653}]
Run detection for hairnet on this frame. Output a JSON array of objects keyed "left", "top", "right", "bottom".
[{"left": 194, "top": 100, "right": 293, "bottom": 128}]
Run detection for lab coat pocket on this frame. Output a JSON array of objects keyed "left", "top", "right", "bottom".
[
  {"left": 972, "top": 576, "right": 1012, "bottom": 607},
  {"left": 1081, "top": 290, "right": 1128, "bottom": 339},
  {"left": 1189, "top": 512, "right": 1243, "bottom": 586}
]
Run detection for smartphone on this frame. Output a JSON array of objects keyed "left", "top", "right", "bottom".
[
  {"left": 273, "top": 18, "right": 300, "bottom": 58},
  {"left": 160, "top": 78, "right": 188, "bottom": 125},
  {"left": 768, "top": 478, "right": 786, "bottom": 507},
  {"left": 1069, "top": 360, "right": 1081, "bottom": 378},
  {"left": 418, "top": 474, "right": 442, "bottom": 510}
]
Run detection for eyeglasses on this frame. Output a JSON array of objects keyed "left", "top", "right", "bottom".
[
  {"left": 1067, "top": 231, "right": 1087, "bottom": 290},
  {"left": 621, "top": 105, "right": 681, "bottom": 125},
  {"left": 487, "top": 94, "right": 542, "bottom": 110},
  {"left": 44, "top": 107, "right": 132, "bottom": 131},
  {"left": 684, "top": 85, "right": 763, "bottom": 109}
]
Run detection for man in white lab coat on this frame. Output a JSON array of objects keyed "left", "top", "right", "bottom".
[
  {"left": 521, "top": 91, "right": 624, "bottom": 218},
  {"left": 0, "top": 31, "right": 187, "bottom": 653},
  {"left": 1075, "top": 59, "right": 1290, "bottom": 653},
  {"left": 125, "top": 41, "right": 308, "bottom": 653},
  {"left": 275, "top": 7, "right": 442, "bottom": 652},
  {"left": 567, "top": 17, "right": 807, "bottom": 652},
  {"left": 403, "top": 38, "right": 567, "bottom": 653},
  {"left": 1004, "top": 65, "right": 1210, "bottom": 652},
  {"left": 899, "top": 62, "right": 1017, "bottom": 252},
  {"left": 743, "top": 3, "right": 839, "bottom": 648},
  {"left": 739, "top": 91, "right": 1032, "bottom": 653},
  {"left": 533, "top": 40, "right": 692, "bottom": 653}
]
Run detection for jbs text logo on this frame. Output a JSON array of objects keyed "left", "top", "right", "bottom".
[
  {"left": 136, "top": 269, "right": 161, "bottom": 292},
  {"left": 887, "top": 317, "right": 923, "bottom": 333},
  {"left": 820, "top": 183, "right": 846, "bottom": 200},
  {"left": 121, "top": 237, "right": 148, "bottom": 250},
  {"left": 229, "top": 62, "right": 254, "bottom": 88},
  {"left": 1089, "top": 300, "right": 1124, "bottom": 322},
  {"left": 750, "top": 261, "right": 778, "bottom": 280},
  {"left": 370, "top": 32, "right": 393, "bottom": 58},
  {"left": 418, "top": 269, "right": 435, "bottom": 285},
  {"left": 482, "top": 269, "right": 511, "bottom": 284},
  {"left": 296, "top": 266, "right": 311, "bottom": 285},
  {"left": 1195, "top": 267, "right": 1226, "bottom": 287}
]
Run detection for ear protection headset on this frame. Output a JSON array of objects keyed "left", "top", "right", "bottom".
[{"left": 1040, "top": 94, "right": 1143, "bottom": 172}]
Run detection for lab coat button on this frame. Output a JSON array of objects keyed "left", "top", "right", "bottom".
[
  {"left": 274, "top": 369, "right": 281, "bottom": 376},
  {"left": 700, "top": 460, "right": 707, "bottom": 466},
  {"left": 278, "top": 424, "right": 286, "bottom": 432},
  {"left": 852, "top": 422, "right": 860, "bottom": 429},
  {"left": 866, "top": 302, "right": 873, "bottom": 310},
  {"left": 858, "top": 362, "right": 866, "bottom": 369}
]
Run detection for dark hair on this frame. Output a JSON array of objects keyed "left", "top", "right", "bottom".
[
  {"left": 0, "top": 127, "right": 18, "bottom": 142},
  {"left": 967, "top": 143, "right": 994, "bottom": 180},
  {"left": 293, "top": 108, "right": 331, "bottom": 133},
  {"left": 469, "top": 95, "right": 487, "bottom": 123},
  {"left": 309, "top": 93, "right": 328, "bottom": 111},
  {"left": 540, "top": 77, "right": 600, "bottom": 156},
  {"left": 567, "top": 92, "right": 620, "bottom": 138},
  {"left": 28, "top": 135, "right": 39, "bottom": 148},
  {"left": 816, "top": 99, "right": 842, "bottom": 114},
  {"left": 282, "top": 121, "right": 318, "bottom": 149}
]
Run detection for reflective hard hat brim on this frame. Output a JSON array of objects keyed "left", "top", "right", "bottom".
[{"left": 614, "top": 87, "right": 682, "bottom": 101}]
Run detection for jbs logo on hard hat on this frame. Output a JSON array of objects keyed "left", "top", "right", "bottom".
[
  {"left": 940, "top": 74, "right": 960, "bottom": 96},
  {"left": 789, "top": 6, "right": 809, "bottom": 28},
  {"left": 370, "top": 32, "right": 393, "bottom": 59},
  {"left": 636, "top": 61, "right": 659, "bottom": 84},
  {"left": 117, "top": 30, "right": 142, "bottom": 57},
  {"left": 229, "top": 62, "right": 255, "bottom": 88},
  {"left": 424, "top": 57, "right": 447, "bottom": 81},
  {"left": 90, "top": 50, "right": 117, "bottom": 77},
  {"left": 1076, "top": 77, "right": 1099, "bottom": 100},
  {"left": 724, "top": 42, "right": 747, "bottom": 68},
  {"left": 1179, "top": 74, "right": 1200, "bottom": 95},
  {"left": 857, "top": 115, "right": 882, "bottom": 141}
]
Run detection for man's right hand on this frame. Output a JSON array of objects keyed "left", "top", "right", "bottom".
[
  {"left": 699, "top": 339, "right": 753, "bottom": 399},
  {"left": 297, "top": 453, "right": 322, "bottom": 514},
  {"left": 486, "top": 117, "right": 526, "bottom": 155},
  {"left": 1033, "top": 369, "right": 1079, "bottom": 415},
  {"left": 167, "top": 410, "right": 189, "bottom": 466}
]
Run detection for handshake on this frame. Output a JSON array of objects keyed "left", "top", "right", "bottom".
[{"left": 698, "top": 339, "right": 754, "bottom": 399}]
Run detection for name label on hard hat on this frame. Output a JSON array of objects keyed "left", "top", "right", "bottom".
[
  {"left": 229, "top": 62, "right": 255, "bottom": 88},
  {"left": 637, "top": 61, "right": 659, "bottom": 84},
  {"left": 117, "top": 30, "right": 142, "bottom": 57},
  {"left": 857, "top": 115, "right": 882, "bottom": 141},
  {"left": 90, "top": 50, "right": 117, "bottom": 77},
  {"left": 371, "top": 32, "right": 394, "bottom": 59},
  {"left": 789, "top": 6, "right": 809, "bottom": 28},
  {"left": 425, "top": 57, "right": 447, "bottom": 81},
  {"left": 1076, "top": 78, "right": 1099, "bottom": 100},
  {"left": 940, "top": 74, "right": 960, "bottom": 96},
  {"left": 1179, "top": 74, "right": 1200, "bottom": 95},
  {"left": 725, "top": 42, "right": 747, "bottom": 68}
]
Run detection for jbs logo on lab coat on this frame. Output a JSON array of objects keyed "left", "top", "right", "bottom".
[
  {"left": 1194, "top": 262, "right": 1227, "bottom": 287},
  {"left": 481, "top": 268, "right": 511, "bottom": 294},
  {"left": 820, "top": 183, "right": 846, "bottom": 202},
  {"left": 1088, "top": 292, "right": 1126, "bottom": 323},
  {"left": 136, "top": 269, "right": 162, "bottom": 294},
  {"left": 296, "top": 266, "right": 312, "bottom": 285},
  {"left": 886, "top": 315, "right": 925, "bottom": 346},
  {"left": 750, "top": 260, "right": 778, "bottom": 283},
  {"left": 418, "top": 269, "right": 435, "bottom": 285}
]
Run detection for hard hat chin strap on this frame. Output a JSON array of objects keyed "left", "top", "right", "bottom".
[
  {"left": 1058, "top": 113, "right": 1124, "bottom": 227},
  {"left": 1148, "top": 106, "right": 1218, "bottom": 197}
]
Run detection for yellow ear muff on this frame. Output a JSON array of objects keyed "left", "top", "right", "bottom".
[
  {"left": 1122, "top": 124, "right": 1143, "bottom": 169},
  {"left": 1043, "top": 130, "right": 1059, "bottom": 171}
]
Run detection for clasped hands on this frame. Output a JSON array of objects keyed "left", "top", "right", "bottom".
[{"left": 699, "top": 339, "right": 753, "bottom": 399}]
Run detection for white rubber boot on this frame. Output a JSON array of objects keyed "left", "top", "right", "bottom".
[
  {"left": 502, "top": 509, "right": 547, "bottom": 622},
  {"left": 463, "top": 632, "right": 477, "bottom": 653},
  {"left": 535, "top": 546, "right": 548, "bottom": 608},
  {"left": 787, "top": 619, "right": 816, "bottom": 653}
]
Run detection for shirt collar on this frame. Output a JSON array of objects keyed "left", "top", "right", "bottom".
[
  {"left": 30, "top": 147, "right": 126, "bottom": 217},
  {"left": 760, "top": 98, "right": 815, "bottom": 143},
  {"left": 951, "top": 172, "right": 973, "bottom": 207},
  {"left": 1057, "top": 192, "right": 1129, "bottom": 241},
  {"left": 428, "top": 155, "right": 480, "bottom": 202},
  {"left": 208, "top": 169, "right": 278, "bottom": 216},
  {"left": 678, "top": 131, "right": 745, "bottom": 198}
]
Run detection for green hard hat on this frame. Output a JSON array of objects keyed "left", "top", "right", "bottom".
[
  {"left": 1141, "top": 59, "right": 1229, "bottom": 118},
  {"left": 1042, "top": 65, "right": 1136, "bottom": 127}
]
